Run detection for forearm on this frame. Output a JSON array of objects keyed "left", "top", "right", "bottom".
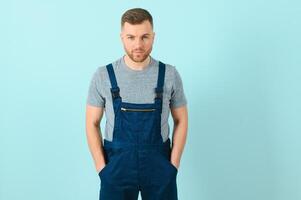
[
  {"left": 86, "top": 124, "right": 106, "bottom": 172},
  {"left": 170, "top": 119, "right": 188, "bottom": 169}
]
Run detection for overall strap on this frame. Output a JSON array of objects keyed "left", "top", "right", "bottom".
[
  {"left": 106, "top": 63, "right": 121, "bottom": 100},
  {"left": 155, "top": 61, "right": 166, "bottom": 99},
  {"left": 155, "top": 61, "right": 166, "bottom": 113}
]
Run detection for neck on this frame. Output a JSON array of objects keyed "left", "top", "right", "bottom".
[{"left": 123, "top": 55, "right": 151, "bottom": 71}]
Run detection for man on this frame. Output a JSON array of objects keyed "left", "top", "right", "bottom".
[{"left": 86, "top": 8, "right": 188, "bottom": 200}]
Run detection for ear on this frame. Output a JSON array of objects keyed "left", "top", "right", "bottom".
[{"left": 120, "top": 32, "right": 124, "bottom": 42}]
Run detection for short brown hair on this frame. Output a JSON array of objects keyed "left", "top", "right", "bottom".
[{"left": 121, "top": 8, "right": 153, "bottom": 29}]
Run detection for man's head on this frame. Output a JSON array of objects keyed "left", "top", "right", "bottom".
[{"left": 120, "top": 8, "right": 155, "bottom": 63}]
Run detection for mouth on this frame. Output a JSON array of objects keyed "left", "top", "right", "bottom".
[{"left": 134, "top": 50, "right": 144, "bottom": 53}]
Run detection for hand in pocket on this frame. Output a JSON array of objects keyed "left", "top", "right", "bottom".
[{"left": 97, "top": 164, "right": 106, "bottom": 175}]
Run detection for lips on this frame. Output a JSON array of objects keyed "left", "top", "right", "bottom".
[{"left": 134, "top": 50, "right": 144, "bottom": 53}]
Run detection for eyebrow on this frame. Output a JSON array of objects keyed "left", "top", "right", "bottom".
[{"left": 126, "top": 33, "right": 151, "bottom": 37}]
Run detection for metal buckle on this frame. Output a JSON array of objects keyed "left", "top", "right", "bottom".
[
  {"left": 155, "top": 87, "right": 163, "bottom": 99},
  {"left": 110, "top": 87, "right": 120, "bottom": 99},
  {"left": 155, "top": 92, "right": 163, "bottom": 99}
]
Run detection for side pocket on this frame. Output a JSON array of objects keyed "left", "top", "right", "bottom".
[
  {"left": 98, "top": 165, "right": 107, "bottom": 177},
  {"left": 168, "top": 161, "right": 178, "bottom": 173},
  {"left": 157, "top": 148, "right": 178, "bottom": 174},
  {"left": 98, "top": 146, "right": 112, "bottom": 178}
]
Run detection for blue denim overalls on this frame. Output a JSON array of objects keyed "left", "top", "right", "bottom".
[{"left": 98, "top": 61, "right": 178, "bottom": 200}]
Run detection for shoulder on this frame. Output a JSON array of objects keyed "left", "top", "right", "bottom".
[
  {"left": 91, "top": 66, "right": 106, "bottom": 83},
  {"left": 95, "top": 65, "right": 108, "bottom": 77},
  {"left": 90, "top": 65, "right": 108, "bottom": 88},
  {"left": 158, "top": 60, "right": 179, "bottom": 81},
  {"left": 150, "top": 56, "right": 175, "bottom": 74},
  {"left": 94, "top": 58, "right": 118, "bottom": 78},
  {"left": 92, "top": 58, "right": 121, "bottom": 85},
  {"left": 97, "top": 57, "right": 123, "bottom": 75}
]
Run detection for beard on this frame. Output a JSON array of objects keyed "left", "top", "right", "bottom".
[{"left": 124, "top": 46, "right": 153, "bottom": 63}]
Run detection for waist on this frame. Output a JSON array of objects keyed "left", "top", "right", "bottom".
[{"left": 103, "top": 138, "right": 171, "bottom": 151}]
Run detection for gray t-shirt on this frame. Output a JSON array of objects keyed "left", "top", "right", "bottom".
[{"left": 86, "top": 55, "right": 187, "bottom": 142}]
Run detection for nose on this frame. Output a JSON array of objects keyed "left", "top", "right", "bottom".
[{"left": 134, "top": 38, "right": 144, "bottom": 49}]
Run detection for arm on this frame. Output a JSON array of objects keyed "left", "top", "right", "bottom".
[
  {"left": 170, "top": 105, "right": 188, "bottom": 170},
  {"left": 85, "top": 104, "right": 106, "bottom": 173}
]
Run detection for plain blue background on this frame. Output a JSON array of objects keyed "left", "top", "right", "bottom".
[{"left": 1, "top": 0, "right": 300, "bottom": 199}]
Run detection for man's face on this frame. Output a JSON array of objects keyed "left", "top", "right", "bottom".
[{"left": 120, "top": 20, "right": 155, "bottom": 63}]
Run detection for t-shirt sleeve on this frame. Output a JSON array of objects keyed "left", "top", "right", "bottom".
[
  {"left": 170, "top": 67, "right": 187, "bottom": 108},
  {"left": 86, "top": 69, "right": 105, "bottom": 108}
]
